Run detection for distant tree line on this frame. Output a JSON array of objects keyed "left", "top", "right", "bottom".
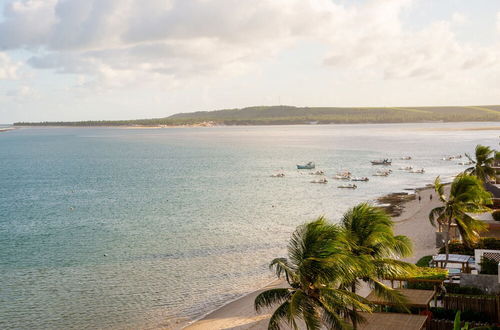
[{"left": 14, "top": 105, "right": 500, "bottom": 126}]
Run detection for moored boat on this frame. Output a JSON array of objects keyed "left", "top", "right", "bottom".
[
  {"left": 333, "top": 174, "right": 351, "bottom": 180},
  {"left": 297, "top": 162, "right": 315, "bottom": 169},
  {"left": 311, "top": 178, "right": 328, "bottom": 184},
  {"left": 351, "top": 177, "right": 369, "bottom": 182},
  {"left": 370, "top": 159, "right": 392, "bottom": 165},
  {"left": 410, "top": 168, "right": 425, "bottom": 174},
  {"left": 400, "top": 156, "right": 412, "bottom": 160},
  {"left": 338, "top": 183, "right": 357, "bottom": 189},
  {"left": 373, "top": 169, "right": 391, "bottom": 176}
]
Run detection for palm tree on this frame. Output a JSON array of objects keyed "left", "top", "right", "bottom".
[
  {"left": 465, "top": 145, "right": 499, "bottom": 182},
  {"left": 254, "top": 217, "right": 372, "bottom": 330},
  {"left": 340, "top": 203, "right": 415, "bottom": 327},
  {"left": 429, "top": 174, "right": 491, "bottom": 267}
]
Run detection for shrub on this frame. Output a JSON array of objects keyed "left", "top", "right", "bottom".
[
  {"left": 429, "top": 307, "right": 492, "bottom": 323},
  {"left": 438, "top": 238, "right": 500, "bottom": 255},
  {"left": 406, "top": 281, "right": 435, "bottom": 290},
  {"left": 492, "top": 211, "right": 500, "bottom": 221},
  {"left": 444, "top": 283, "right": 484, "bottom": 295},
  {"left": 479, "top": 257, "right": 499, "bottom": 275},
  {"left": 415, "top": 255, "right": 433, "bottom": 267}
]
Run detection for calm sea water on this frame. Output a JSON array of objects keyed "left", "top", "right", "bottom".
[{"left": 1, "top": 123, "right": 498, "bottom": 329}]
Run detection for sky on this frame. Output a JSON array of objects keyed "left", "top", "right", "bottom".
[{"left": 0, "top": 0, "right": 499, "bottom": 123}]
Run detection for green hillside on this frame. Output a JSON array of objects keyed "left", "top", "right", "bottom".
[{"left": 14, "top": 105, "right": 500, "bottom": 126}]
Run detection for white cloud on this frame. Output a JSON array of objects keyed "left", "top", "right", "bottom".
[
  {"left": 497, "top": 11, "right": 500, "bottom": 33},
  {"left": 0, "top": 0, "right": 499, "bottom": 89},
  {"left": 451, "top": 12, "right": 467, "bottom": 25},
  {"left": 5, "top": 85, "right": 35, "bottom": 98},
  {"left": 0, "top": 52, "right": 20, "bottom": 79}
]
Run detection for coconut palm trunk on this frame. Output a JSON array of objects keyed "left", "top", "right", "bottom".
[{"left": 429, "top": 175, "right": 491, "bottom": 270}]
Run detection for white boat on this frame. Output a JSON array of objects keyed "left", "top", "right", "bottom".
[
  {"left": 297, "top": 162, "right": 315, "bottom": 169},
  {"left": 333, "top": 175, "right": 351, "bottom": 180},
  {"left": 338, "top": 184, "right": 357, "bottom": 189},
  {"left": 400, "top": 156, "right": 412, "bottom": 160},
  {"left": 373, "top": 169, "right": 391, "bottom": 176},
  {"left": 311, "top": 178, "right": 328, "bottom": 184},
  {"left": 399, "top": 166, "right": 413, "bottom": 171},
  {"left": 270, "top": 173, "right": 285, "bottom": 177},
  {"left": 310, "top": 170, "right": 325, "bottom": 175},
  {"left": 371, "top": 159, "right": 392, "bottom": 165},
  {"left": 351, "top": 177, "right": 369, "bottom": 182},
  {"left": 410, "top": 168, "right": 425, "bottom": 174},
  {"left": 458, "top": 161, "right": 473, "bottom": 166}
]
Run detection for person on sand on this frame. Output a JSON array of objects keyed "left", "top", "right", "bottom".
[
  {"left": 430, "top": 194, "right": 433, "bottom": 201},
  {"left": 418, "top": 195, "right": 421, "bottom": 203}
]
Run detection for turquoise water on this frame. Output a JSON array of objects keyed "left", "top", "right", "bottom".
[{"left": 0, "top": 123, "right": 498, "bottom": 329}]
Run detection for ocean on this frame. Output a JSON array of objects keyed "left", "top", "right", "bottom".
[{"left": 0, "top": 123, "right": 498, "bottom": 329}]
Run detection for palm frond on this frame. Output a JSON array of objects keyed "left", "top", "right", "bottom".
[{"left": 255, "top": 288, "right": 292, "bottom": 312}]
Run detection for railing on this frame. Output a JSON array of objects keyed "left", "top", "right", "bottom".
[
  {"left": 443, "top": 294, "right": 499, "bottom": 323},
  {"left": 427, "top": 319, "right": 493, "bottom": 330}
]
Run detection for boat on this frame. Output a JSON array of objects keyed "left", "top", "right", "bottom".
[
  {"left": 400, "top": 156, "right": 412, "bottom": 160},
  {"left": 410, "top": 168, "right": 425, "bottom": 174},
  {"left": 458, "top": 161, "right": 473, "bottom": 166},
  {"left": 351, "top": 177, "right": 369, "bottom": 182},
  {"left": 310, "top": 170, "right": 325, "bottom": 175},
  {"left": 371, "top": 159, "right": 392, "bottom": 165},
  {"left": 333, "top": 174, "right": 351, "bottom": 180},
  {"left": 373, "top": 170, "right": 391, "bottom": 176},
  {"left": 338, "top": 184, "right": 357, "bottom": 189},
  {"left": 399, "top": 166, "right": 413, "bottom": 171},
  {"left": 297, "top": 162, "right": 315, "bottom": 169},
  {"left": 270, "top": 173, "right": 285, "bottom": 177},
  {"left": 311, "top": 178, "right": 328, "bottom": 184}
]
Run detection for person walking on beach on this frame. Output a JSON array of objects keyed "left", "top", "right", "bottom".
[
  {"left": 430, "top": 194, "right": 433, "bottom": 201},
  {"left": 418, "top": 195, "right": 421, "bottom": 203}
]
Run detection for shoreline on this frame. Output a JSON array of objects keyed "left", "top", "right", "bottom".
[{"left": 181, "top": 185, "right": 441, "bottom": 330}]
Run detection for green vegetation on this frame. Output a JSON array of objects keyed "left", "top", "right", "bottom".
[
  {"left": 444, "top": 284, "right": 484, "bottom": 295},
  {"left": 439, "top": 238, "right": 500, "bottom": 255},
  {"left": 493, "top": 211, "right": 500, "bottom": 222},
  {"left": 13, "top": 105, "right": 500, "bottom": 126},
  {"left": 429, "top": 174, "right": 492, "bottom": 267},
  {"left": 254, "top": 205, "right": 415, "bottom": 330},
  {"left": 479, "top": 257, "right": 499, "bottom": 275},
  {"left": 465, "top": 145, "right": 500, "bottom": 183},
  {"left": 254, "top": 217, "right": 372, "bottom": 329},
  {"left": 415, "top": 255, "right": 432, "bottom": 267}
]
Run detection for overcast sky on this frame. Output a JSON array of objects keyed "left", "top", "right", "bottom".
[{"left": 1, "top": 0, "right": 499, "bottom": 123}]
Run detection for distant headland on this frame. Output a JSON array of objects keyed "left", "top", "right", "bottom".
[{"left": 13, "top": 105, "right": 500, "bottom": 127}]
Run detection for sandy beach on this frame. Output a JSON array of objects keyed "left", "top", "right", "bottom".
[{"left": 182, "top": 186, "right": 441, "bottom": 330}]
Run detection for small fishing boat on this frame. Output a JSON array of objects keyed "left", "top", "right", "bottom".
[
  {"left": 371, "top": 159, "right": 392, "bottom": 165},
  {"left": 297, "top": 162, "right": 315, "bottom": 169},
  {"left": 311, "top": 178, "right": 328, "bottom": 184},
  {"left": 333, "top": 174, "right": 351, "bottom": 180},
  {"left": 270, "top": 173, "right": 285, "bottom": 177},
  {"left": 310, "top": 170, "right": 325, "bottom": 175},
  {"left": 410, "top": 168, "right": 425, "bottom": 174},
  {"left": 351, "top": 177, "right": 369, "bottom": 182},
  {"left": 373, "top": 169, "right": 391, "bottom": 176},
  {"left": 458, "top": 161, "right": 473, "bottom": 166},
  {"left": 338, "top": 184, "right": 357, "bottom": 189},
  {"left": 400, "top": 156, "right": 412, "bottom": 160},
  {"left": 399, "top": 166, "right": 413, "bottom": 171}
]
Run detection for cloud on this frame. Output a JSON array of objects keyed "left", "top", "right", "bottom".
[
  {"left": 0, "top": 52, "right": 20, "bottom": 79},
  {"left": 5, "top": 85, "right": 35, "bottom": 98},
  {"left": 0, "top": 0, "right": 499, "bottom": 88},
  {"left": 497, "top": 11, "right": 500, "bottom": 33}
]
